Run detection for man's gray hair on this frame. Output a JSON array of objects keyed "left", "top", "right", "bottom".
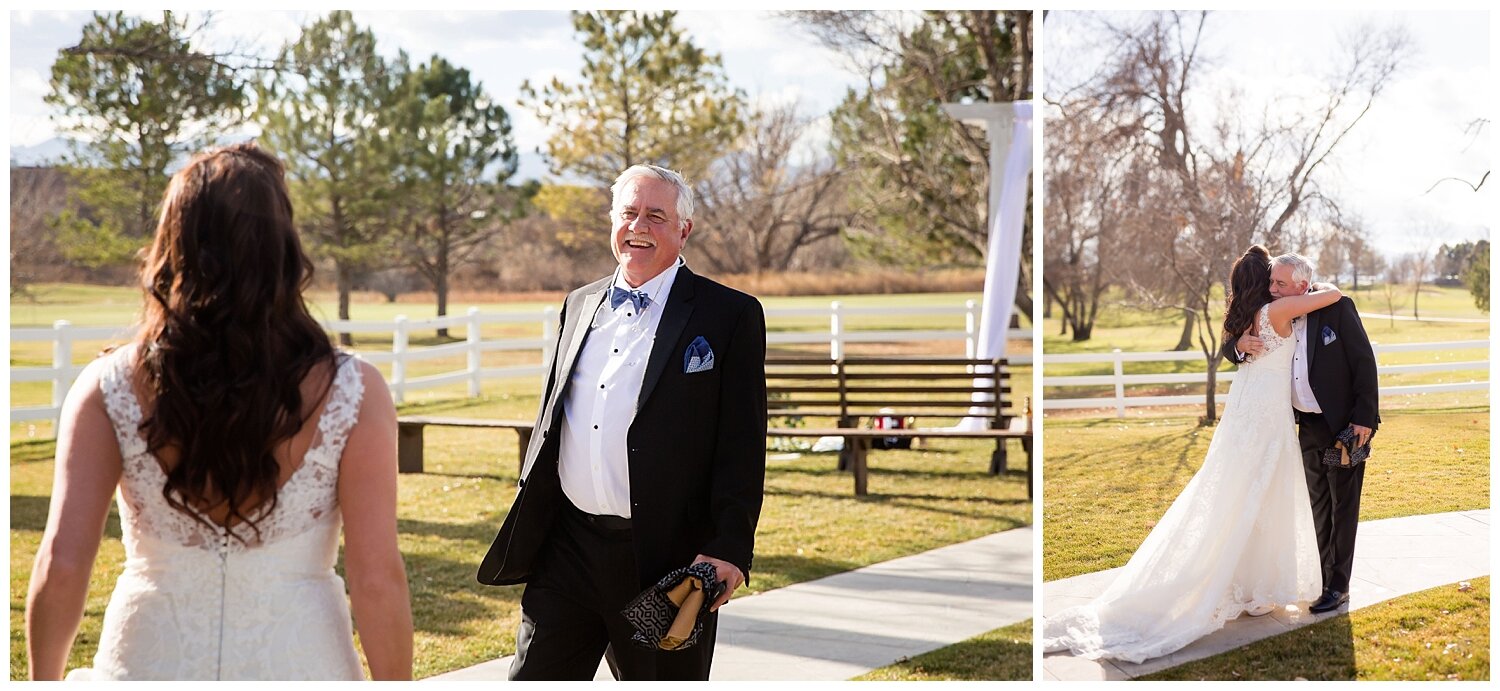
[
  {"left": 611, "top": 164, "right": 693, "bottom": 228},
  {"left": 1272, "top": 252, "right": 1317, "bottom": 285}
]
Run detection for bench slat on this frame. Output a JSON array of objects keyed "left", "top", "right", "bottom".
[{"left": 398, "top": 416, "right": 533, "bottom": 428}]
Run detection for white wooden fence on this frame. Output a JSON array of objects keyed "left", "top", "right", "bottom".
[
  {"left": 11, "top": 300, "right": 1029, "bottom": 427},
  {"left": 1043, "top": 340, "right": 1489, "bottom": 417}
]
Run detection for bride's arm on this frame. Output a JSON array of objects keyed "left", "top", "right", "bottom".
[
  {"left": 26, "top": 360, "right": 121, "bottom": 680},
  {"left": 1268, "top": 282, "right": 1343, "bottom": 327},
  {"left": 339, "top": 362, "right": 414, "bottom": 680}
]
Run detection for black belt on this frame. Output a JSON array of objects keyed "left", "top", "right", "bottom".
[{"left": 564, "top": 499, "right": 632, "bottom": 533}]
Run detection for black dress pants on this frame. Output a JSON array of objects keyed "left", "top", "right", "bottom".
[
  {"left": 1297, "top": 411, "right": 1365, "bottom": 593},
  {"left": 508, "top": 500, "right": 716, "bottom": 680}
]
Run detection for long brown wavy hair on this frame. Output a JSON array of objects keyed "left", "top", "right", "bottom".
[
  {"left": 135, "top": 141, "right": 337, "bottom": 542},
  {"left": 1222, "top": 245, "right": 1273, "bottom": 347}
]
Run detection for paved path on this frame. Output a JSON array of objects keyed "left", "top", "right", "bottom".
[
  {"left": 430, "top": 526, "right": 1032, "bottom": 681},
  {"left": 1042, "top": 509, "right": 1491, "bottom": 681}
]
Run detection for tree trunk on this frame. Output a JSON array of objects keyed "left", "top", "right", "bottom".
[
  {"left": 1071, "top": 323, "right": 1092, "bottom": 341},
  {"left": 1042, "top": 292, "right": 1053, "bottom": 319},
  {"left": 1173, "top": 308, "right": 1196, "bottom": 351},
  {"left": 336, "top": 262, "right": 354, "bottom": 347},
  {"left": 1201, "top": 355, "right": 1220, "bottom": 424},
  {"left": 436, "top": 271, "right": 450, "bottom": 340},
  {"left": 436, "top": 208, "right": 452, "bottom": 339}
]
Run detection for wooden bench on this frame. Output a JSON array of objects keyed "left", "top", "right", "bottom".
[
  {"left": 396, "top": 416, "right": 534, "bottom": 474},
  {"left": 766, "top": 356, "right": 1033, "bottom": 497}
]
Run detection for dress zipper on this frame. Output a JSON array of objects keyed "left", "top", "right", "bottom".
[{"left": 216, "top": 525, "right": 229, "bottom": 680}]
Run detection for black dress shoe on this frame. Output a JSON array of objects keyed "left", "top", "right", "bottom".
[{"left": 1309, "top": 589, "right": 1349, "bottom": 613}]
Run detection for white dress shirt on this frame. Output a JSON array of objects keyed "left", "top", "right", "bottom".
[
  {"left": 557, "top": 259, "right": 683, "bottom": 517},
  {"left": 1290, "top": 316, "right": 1322, "bottom": 414}
]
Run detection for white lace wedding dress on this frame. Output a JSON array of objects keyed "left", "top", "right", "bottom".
[
  {"left": 1043, "top": 304, "right": 1321, "bottom": 663},
  {"left": 67, "top": 345, "right": 367, "bottom": 680}
]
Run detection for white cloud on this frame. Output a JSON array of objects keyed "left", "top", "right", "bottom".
[{"left": 11, "top": 10, "right": 75, "bottom": 28}]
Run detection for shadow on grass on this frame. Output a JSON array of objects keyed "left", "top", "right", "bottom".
[
  {"left": 8, "top": 439, "right": 56, "bottom": 464},
  {"left": 915, "top": 634, "right": 1032, "bottom": 680},
  {"left": 770, "top": 464, "right": 1006, "bottom": 482},
  {"left": 10, "top": 494, "right": 123, "bottom": 540},
  {"left": 396, "top": 516, "right": 503, "bottom": 544},
  {"left": 765, "top": 485, "right": 1028, "bottom": 510},
  {"left": 418, "top": 470, "right": 512, "bottom": 483},
  {"left": 751, "top": 552, "right": 863, "bottom": 585},
  {"left": 397, "top": 549, "right": 523, "bottom": 638},
  {"left": 1145, "top": 615, "right": 1356, "bottom": 680}
]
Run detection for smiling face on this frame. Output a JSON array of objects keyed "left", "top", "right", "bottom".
[
  {"left": 610, "top": 176, "right": 692, "bottom": 287},
  {"left": 1269, "top": 263, "right": 1308, "bottom": 299}
]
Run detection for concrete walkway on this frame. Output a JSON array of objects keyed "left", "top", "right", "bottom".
[
  {"left": 430, "top": 526, "right": 1032, "bottom": 681},
  {"left": 1042, "top": 509, "right": 1491, "bottom": 681}
]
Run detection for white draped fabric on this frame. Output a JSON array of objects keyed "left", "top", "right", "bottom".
[{"left": 958, "top": 100, "right": 1033, "bottom": 430}]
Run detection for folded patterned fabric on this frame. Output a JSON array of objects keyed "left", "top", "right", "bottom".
[
  {"left": 620, "top": 561, "right": 724, "bottom": 651},
  {"left": 1321, "top": 425, "right": 1373, "bottom": 468}
]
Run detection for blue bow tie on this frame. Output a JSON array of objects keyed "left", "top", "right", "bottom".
[{"left": 610, "top": 286, "right": 651, "bottom": 312}]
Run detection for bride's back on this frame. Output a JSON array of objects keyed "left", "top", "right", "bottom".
[{"left": 66, "top": 142, "right": 368, "bottom": 679}]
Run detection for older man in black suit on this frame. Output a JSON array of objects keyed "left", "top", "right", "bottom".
[
  {"left": 477, "top": 164, "right": 767, "bottom": 680},
  {"left": 1225, "top": 252, "right": 1379, "bottom": 615}
]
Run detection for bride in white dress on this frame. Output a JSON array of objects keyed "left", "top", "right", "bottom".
[
  {"left": 1043, "top": 245, "right": 1342, "bottom": 663},
  {"left": 25, "top": 142, "right": 413, "bottom": 680}
]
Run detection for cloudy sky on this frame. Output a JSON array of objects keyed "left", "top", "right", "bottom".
[
  {"left": 9, "top": 9, "right": 865, "bottom": 180},
  {"left": 1046, "top": 10, "right": 1492, "bottom": 255}
]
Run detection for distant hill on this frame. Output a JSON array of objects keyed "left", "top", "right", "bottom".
[{"left": 9, "top": 138, "right": 75, "bottom": 167}]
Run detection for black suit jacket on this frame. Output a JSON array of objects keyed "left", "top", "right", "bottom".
[
  {"left": 1222, "top": 296, "right": 1380, "bottom": 436},
  {"left": 476, "top": 266, "right": 768, "bottom": 590}
]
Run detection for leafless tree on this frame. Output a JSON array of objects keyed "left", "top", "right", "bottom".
[
  {"left": 11, "top": 168, "right": 73, "bottom": 298},
  {"left": 1042, "top": 98, "right": 1144, "bottom": 340},
  {"left": 693, "top": 102, "right": 854, "bottom": 275},
  {"left": 1377, "top": 254, "right": 1411, "bottom": 327},
  {"left": 789, "top": 10, "right": 1034, "bottom": 317},
  {"left": 1053, "top": 11, "right": 1410, "bottom": 421}
]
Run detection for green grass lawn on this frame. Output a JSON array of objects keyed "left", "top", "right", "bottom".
[
  {"left": 1042, "top": 408, "right": 1489, "bottom": 581},
  {"left": 853, "top": 619, "right": 1032, "bottom": 681},
  {"left": 10, "top": 436, "right": 1030, "bottom": 679},
  {"left": 9, "top": 284, "right": 1032, "bottom": 680},
  {"left": 1143, "top": 578, "right": 1489, "bottom": 681}
]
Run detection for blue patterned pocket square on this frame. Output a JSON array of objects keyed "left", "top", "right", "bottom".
[
  {"left": 1321, "top": 325, "right": 1337, "bottom": 346},
  {"left": 684, "top": 336, "right": 715, "bottom": 373}
]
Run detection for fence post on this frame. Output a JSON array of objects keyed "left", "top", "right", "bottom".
[
  {"left": 829, "top": 300, "right": 843, "bottom": 364},
  {"left": 1112, "top": 348, "right": 1126, "bottom": 418},
  {"left": 467, "top": 307, "right": 482, "bottom": 397},
  {"left": 52, "top": 320, "right": 73, "bottom": 426},
  {"left": 965, "top": 299, "right": 978, "bottom": 360},
  {"left": 392, "top": 315, "right": 409, "bottom": 404}
]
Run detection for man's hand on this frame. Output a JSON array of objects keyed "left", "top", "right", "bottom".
[
  {"left": 1236, "top": 332, "right": 1266, "bottom": 360},
  {"left": 1350, "top": 423, "right": 1373, "bottom": 448},
  {"left": 692, "top": 554, "right": 744, "bottom": 612}
]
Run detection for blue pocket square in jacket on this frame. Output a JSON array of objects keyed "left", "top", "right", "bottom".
[
  {"left": 1321, "top": 325, "right": 1337, "bottom": 345},
  {"left": 684, "top": 336, "right": 715, "bottom": 373}
]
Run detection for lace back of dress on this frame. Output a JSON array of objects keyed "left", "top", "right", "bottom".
[
  {"left": 99, "top": 347, "right": 365, "bottom": 552},
  {"left": 1255, "top": 303, "right": 1289, "bottom": 358}
]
